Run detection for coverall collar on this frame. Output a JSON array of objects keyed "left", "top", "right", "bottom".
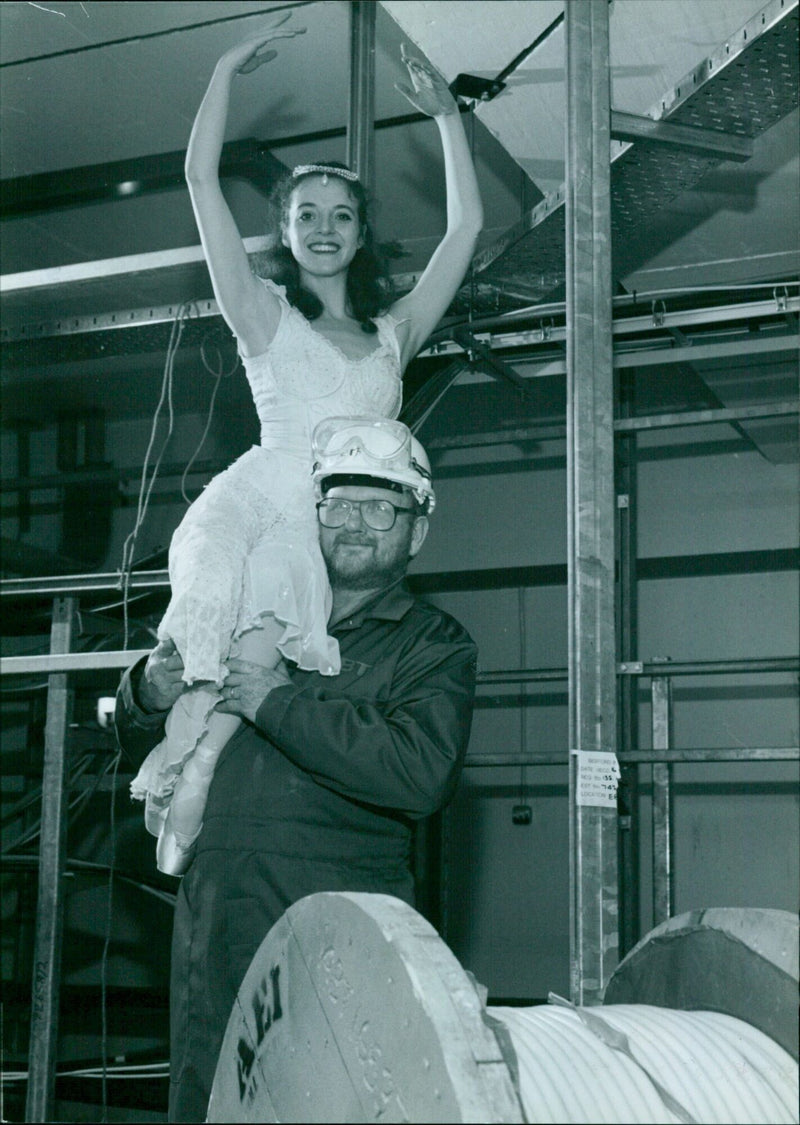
[{"left": 331, "top": 579, "right": 415, "bottom": 631}]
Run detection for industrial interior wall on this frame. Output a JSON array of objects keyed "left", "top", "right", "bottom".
[
  {"left": 418, "top": 419, "right": 798, "bottom": 1001},
  {"left": 1, "top": 378, "right": 797, "bottom": 1008}
]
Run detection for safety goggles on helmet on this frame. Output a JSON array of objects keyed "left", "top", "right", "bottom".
[
  {"left": 313, "top": 417, "right": 411, "bottom": 467},
  {"left": 312, "top": 416, "right": 436, "bottom": 514}
]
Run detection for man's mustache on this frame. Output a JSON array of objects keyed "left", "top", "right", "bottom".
[{"left": 333, "top": 534, "right": 374, "bottom": 546}]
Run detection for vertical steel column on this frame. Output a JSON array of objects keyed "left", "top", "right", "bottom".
[
  {"left": 439, "top": 803, "right": 451, "bottom": 944},
  {"left": 25, "top": 597, "right": 76, "bottom": 1122},
  {"left": 617, "top": 370, "right": 640, "bottom": 955},
  {"left": 346, "top": 0, "right": 376, "bottom": 189},
  {"left": 651, "top": 674, "right": 674, "bottom": 925},
  {"left": 565, "top": 0, "right": 619, "bottom": 1006}
]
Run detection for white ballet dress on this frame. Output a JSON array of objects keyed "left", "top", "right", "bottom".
[{"left": 130, "top": 279, "right": 403, "bottom": 807}]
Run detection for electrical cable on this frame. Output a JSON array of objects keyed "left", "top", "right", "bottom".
[
  {"left": 518, "top": 586, "right": 527, "bottom": 807},
  {"left": 180, "top": 369, "right": 222, "bottom": 504},
  {"left": 467, "top": 104, "right": 477, "bottom": 334},
  {"left": 1, "top": 853, "right": 178, "bottom": 905},
  {"left": 494, "top": 9, "right": 565, "bottom": 86},
  {"left": 0, "top": 679, "right": 50, "bottom": 694},
  {"left": 2, "top": 1060, "right": 170, "bottom": 1082},
  {"left": 105, "top": 300, "right": 197, "bottom": 1116},
  {"left": 1, "top": 752, "right": 115, "bottom": 854},
  {"left": 179, "top": 329, "right": 240, "bottom": 505},
  {"left": 1, "top": 3, "right": 315, "bottom": 68},
  {"left": 119, "top": 302, "right": 192, "bottom": 650},
  {"left": 99, "top": 748, "right": 122, "bottom": 1123}
]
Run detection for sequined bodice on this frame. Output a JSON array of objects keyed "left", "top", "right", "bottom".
[{"left": 241, "top": 280, "right": 403, "bottom": 467}]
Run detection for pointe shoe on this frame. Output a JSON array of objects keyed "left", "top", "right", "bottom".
[
  {"left": 144, "top": 791, "right": 172, "bottom": 839},
  {"left": 156, "top": 825, "right": 200, "bottom": 877}
]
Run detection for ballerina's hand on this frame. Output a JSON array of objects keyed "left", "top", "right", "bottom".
[
  {"left": 396, "top": 43, "right": 457, "bottom": 117},
  {"left": 220, "top": 12, "right": 307, "bottom": 76}
]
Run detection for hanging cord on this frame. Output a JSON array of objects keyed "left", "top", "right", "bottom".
[
  {"left": 99, "top": 749, "right": 122, "bottom": 1122},
  {"left": 467, "top": 103, "right": 477, "bottom": 330},
  {"left": 119, "top": 303, "right": 193, "bottom": 648},
  {"left": 180, "top": 329, "right": 240, "bottom": 505},
  {"left": 518, "top": 587, "right": 527, "bottom": 804},
  {"left": 104, "top": 303, "right": 192, "bottom": 1117}
]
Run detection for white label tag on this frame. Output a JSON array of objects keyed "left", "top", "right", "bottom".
[{"left": 573, "top": 750, "right": 620, "bottom": 808}]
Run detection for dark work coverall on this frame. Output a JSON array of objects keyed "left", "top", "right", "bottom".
[{"left": 115, "top": 579, "right": 477, "bottom": 1122}]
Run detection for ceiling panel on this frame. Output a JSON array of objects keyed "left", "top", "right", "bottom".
[
  {"left": 0, "top": 0, "right": 525, "bottom": 278},
  {"left": 383, "top": 0, "right": 769, "bottom": 195}
]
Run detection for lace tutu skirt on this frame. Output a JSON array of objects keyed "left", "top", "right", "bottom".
[
  {"left": 157, "top": 445, "right": 339, "bottom": 684},
  {"left": 131, "top": 446, "right": 339, "bottom": 810}
]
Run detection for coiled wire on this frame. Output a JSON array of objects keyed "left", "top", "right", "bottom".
[{"left": 488, "top": 1002, "right": 798, "bottom": 1124}]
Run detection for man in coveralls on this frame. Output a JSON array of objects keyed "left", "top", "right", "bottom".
[{"left": 115, "top": 418, "right": 478, "bottom": 1122}]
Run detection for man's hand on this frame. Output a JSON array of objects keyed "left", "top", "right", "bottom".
[
  {"left": 217, "top": 657, "right": 292, "bottom": 723},
  {"left": 138, "top": 639, "right": 187, "bottom": 713}
]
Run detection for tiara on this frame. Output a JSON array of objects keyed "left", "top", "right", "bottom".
[{"left": 292, "top": 164, "right": 359, "bottom": 184}]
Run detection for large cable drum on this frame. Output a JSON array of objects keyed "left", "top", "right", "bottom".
[
  {"left": 207, "top": 892, "right": 524, "bottom": 1123},
  {"left": 603, "top": 907, "right": 798, "bottom": 1060},
  {"left": 208, "top": 894, "right": 798, "bottom": 1123}
]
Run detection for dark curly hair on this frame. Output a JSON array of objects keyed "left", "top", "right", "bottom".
[{"left": 255, "top": 161, "right": 394, "bottom": 334}]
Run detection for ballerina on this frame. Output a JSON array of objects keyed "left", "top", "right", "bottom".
[{"left": 129, "top": 11, "right": 483, "bottom": 875}]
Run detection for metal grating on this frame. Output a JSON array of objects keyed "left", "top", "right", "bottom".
[{"left": 476, "top": 0, "right": 799, "bottom": 299}]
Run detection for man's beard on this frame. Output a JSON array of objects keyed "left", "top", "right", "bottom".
[{"left": 324, "top": 534, "right": 411, "bottom": 591}]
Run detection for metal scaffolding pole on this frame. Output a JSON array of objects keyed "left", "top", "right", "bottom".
[
  {"left": 25, "top": 597, "right": 76, "bottom": 1122},
  {"left": 651, "top": 674, "right": 674, "bottom": 925},
  {"left": 346, "top": 0, "right": 376, "bottom": 189},
  {"left": 565, "top": 0, "right": 619, "bottom": 1006},
  {"left": 617, "top": 370, "right": 640, "bottom": 956}
]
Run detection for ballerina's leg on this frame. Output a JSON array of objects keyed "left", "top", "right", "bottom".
[{"left": 156, "top": 615, "right": 285, "bottom": 875}]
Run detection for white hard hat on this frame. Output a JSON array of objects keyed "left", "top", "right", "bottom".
[{"left": 312, "top": 416, "right": 436, "bottom": 514}]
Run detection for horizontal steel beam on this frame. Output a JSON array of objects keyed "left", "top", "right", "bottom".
[
  {"left": 4, "top": 546, "right": 796, "bottom": 600},
  {"left": 0, "top": 141, "right": 286, "bottom": 219},
  {"left": 0, "top": 649, "right": 151, "bottom": 676},
  {"left": 613, "top": 401, "right": 798, "bottom": 432},
  {"left": 477, "top": 656, "right": 798, "bottom": 684},
  {"left": 448, "top": 333, "right": 798, "bottom": 385},
  {"left": 3, "top": 651, "right": 796, "bottom": 680},
  {"left": 463, "top": 746, "right": 799, "bottom": 767},
  {"left": 424, "top": 402, "right": 798, "bottom": 451},
  {"left": 610, "top": 111, "right": 753, "bottom": 162},
  {"left": 0, "top": 571, "right": 169, "bottom": 597},
  {"left": 426, "top": 292, "right": 800, "bottom": 351},
  {"left": 0, "top": 398, "right": 794, "bottom": 497}
]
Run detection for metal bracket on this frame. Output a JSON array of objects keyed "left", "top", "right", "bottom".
[
  {"left": 449, "top": 73, "right": 506, "bottom": 103},
  {"left": 450, "top": 328, "right": 533, "bottom": 397},
  {"left": 774, "top": 285, "right": 789, "bottom": 312}
]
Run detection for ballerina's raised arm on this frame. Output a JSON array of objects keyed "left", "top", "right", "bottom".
[
  {"left": 389, "top": 45, "right": 484, "bottom": 368},
  {"left": 184, "top": 13, "right": 307, "bottom": 358}
]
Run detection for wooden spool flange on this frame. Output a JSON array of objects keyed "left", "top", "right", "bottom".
[
  {"left": 604, "top": 907, "right": 799, "bottom": 1059},
  {"left": 207, "top": 892, "right": 525, "bottom": 1123}
]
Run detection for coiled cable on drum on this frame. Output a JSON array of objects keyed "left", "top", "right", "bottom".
[{"left": 486, "top": 998, "right": 799, "bottom": 1125}]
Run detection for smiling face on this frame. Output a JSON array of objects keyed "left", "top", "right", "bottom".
[
  {"left": 281, "top": 176, "right": 364, "bottom": 282},
  {"left": 318, "top": 483, "right": 428, "bottom": 592}
]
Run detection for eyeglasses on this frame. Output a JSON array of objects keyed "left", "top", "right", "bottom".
[{"left": 316, "top": 497, "right": 416, "bottom": 531}]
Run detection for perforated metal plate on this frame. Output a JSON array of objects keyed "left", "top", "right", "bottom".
[{"left": 476, "top": 0, "right": 799, "bottom": 298}]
